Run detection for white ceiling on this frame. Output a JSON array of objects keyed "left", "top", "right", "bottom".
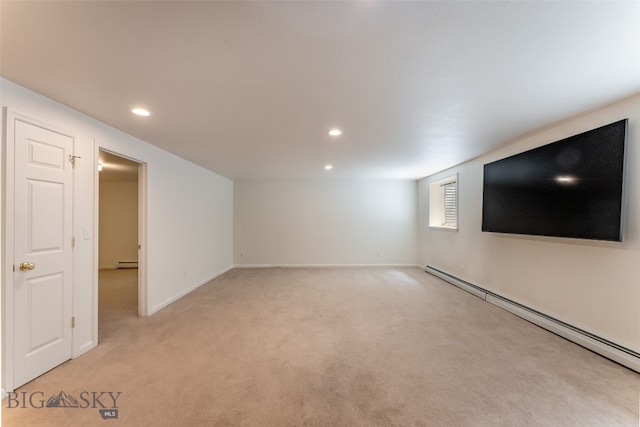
[{"left": 2, "top": 1, "right": 639, "bottom": 181}]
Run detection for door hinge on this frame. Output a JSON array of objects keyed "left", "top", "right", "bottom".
[
  {"left": 68, "top": 155, "right": 81, "bottom": 167},
  {"left": 71, "top": 317, "right": 76, "bottom": 329}
]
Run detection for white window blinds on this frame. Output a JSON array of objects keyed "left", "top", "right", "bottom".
[
  {"left": 442, "top": 181, "right": 457, "bottom": 227},
  {"left": 429, "top": 174, "right": 458, "bottom": 230}
]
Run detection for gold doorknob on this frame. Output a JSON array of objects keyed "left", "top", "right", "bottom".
[{"left": 19, "top": 262, "right": 35, "bottom": 271}]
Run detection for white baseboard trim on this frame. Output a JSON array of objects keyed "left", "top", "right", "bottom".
[
  {"left": 149, "top": 264, "right": 234, "bottom": 315},
  {"left": 233, "top": 263, "right": 422, "bottom": 269},
  {"left": 425, "top": 265, "right": 640, "bottom": 374},
  {"left": 233, "top": 264, "right": 273, "bottom": 268}
]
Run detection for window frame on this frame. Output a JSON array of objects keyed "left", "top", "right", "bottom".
[{"left": 429, "top": 174, "right": 458, "bottom": 231}]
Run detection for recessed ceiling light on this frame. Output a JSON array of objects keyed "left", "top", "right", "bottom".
[
  {"left": 324, "top": 164, "right": 334, "bottom": 170},
  {"left": 328, "top": 129, "right": 342, "bottom": 136},
  {"left": 132, "top": 108, "right": 151, "bottom": 117},
  {"left": 555, "top": 175, "right": 578, "bottom": 184}
]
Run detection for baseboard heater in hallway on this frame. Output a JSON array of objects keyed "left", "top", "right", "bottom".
[
  {"left": 117, "top": 261, "right": 138, "bottom": 269},
  {"left": 424, "top": 265, "right": 640, "bottom": 374}
]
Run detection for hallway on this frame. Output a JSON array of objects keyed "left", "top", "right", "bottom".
[{"left": 99, "top": 269, "right": 138, "bottom": 341}]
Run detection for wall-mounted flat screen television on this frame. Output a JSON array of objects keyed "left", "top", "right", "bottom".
[{"left": 482, "top": 119, "right": 627, "bottom": 241}]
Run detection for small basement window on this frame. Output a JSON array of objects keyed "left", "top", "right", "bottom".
[{"left": 429, "top": 174, "right": 458, "bottom": 230}]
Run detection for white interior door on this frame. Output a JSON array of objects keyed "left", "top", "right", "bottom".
[{"left": 13, "top": 119, "right": 74, "bottom": 388}]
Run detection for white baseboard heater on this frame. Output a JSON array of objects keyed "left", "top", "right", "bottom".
[
  {"left": 117, "top": 261, "right": 138, "bottom": 269},
  {"left": 425, "top": 265, "right": 640, "bottom": 374}
]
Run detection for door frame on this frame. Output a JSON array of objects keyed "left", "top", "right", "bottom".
[
  {"left": 2, "top": 109, "right": 79, "bottom": 393},
  {"left": 96, "top": 148, "right": 148, "bottom": 317}
]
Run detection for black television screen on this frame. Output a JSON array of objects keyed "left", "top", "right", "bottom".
[{"left": 482, "top": 119, "right": 627, "bottom": 242}]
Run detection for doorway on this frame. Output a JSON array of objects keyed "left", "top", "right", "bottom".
[{"left": 98, "top": 150, "right": 142, "bottom": 340}]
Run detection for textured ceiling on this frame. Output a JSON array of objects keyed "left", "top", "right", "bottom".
[{"left": 2, "top": 1, "right": 639, "bottom": 180}]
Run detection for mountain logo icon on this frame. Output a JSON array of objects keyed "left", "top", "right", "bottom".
[{"left": 45, "top": 391, "right": 80, "bottom": 408}]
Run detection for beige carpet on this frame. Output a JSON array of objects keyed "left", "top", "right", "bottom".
[{"left": 3, "top": 267, "right": 639, "bottom": 426}]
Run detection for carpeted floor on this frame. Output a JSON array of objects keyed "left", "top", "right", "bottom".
[{"left": 3, "top": 267, "right": 639, "bottom": 426}]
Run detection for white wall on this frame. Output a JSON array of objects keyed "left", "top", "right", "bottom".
[
  {"left": 418, "top": 94, "right": 640, "bottom": 354},
  {"left": 1, "top": 79, "right": 234, "bottom": 367},
  {"left": 99, "top": 180, "right": 138, "bottom": 269},
  {"left": 235, "top": 180, "right": 418, "bottom": 266}
]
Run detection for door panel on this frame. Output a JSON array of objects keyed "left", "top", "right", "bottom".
[
  {"left": 13, "top": 119, "right": 73, "bottom": 389},
  {"left": 29, "top": 180, "right": 65, "bottom": 251},
  {"left": 26, "top": 273, "right": 65, "bottom": 354}
]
